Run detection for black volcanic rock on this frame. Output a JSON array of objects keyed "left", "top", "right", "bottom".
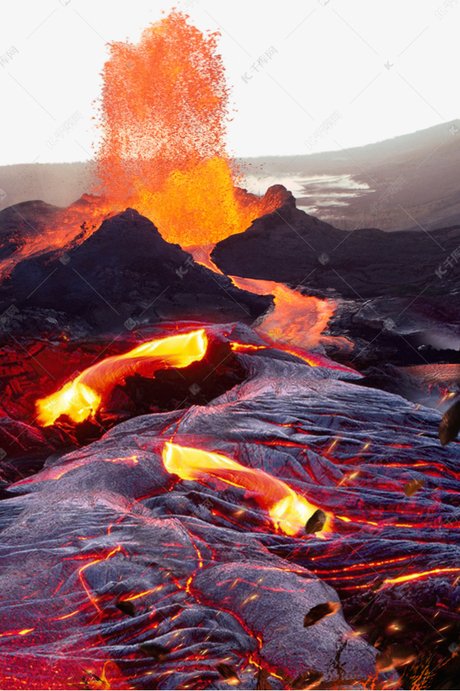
[
  {"left": 212, "top": 190, "right": 460, "bottom": 299},
  {"left": 1, "top": 209, "right": 272, "bottom": 329},
  {"left": 439, "top": 398, "right": 460, "bottom": 445},
  {"left": 0, "top": 200, "right": 61, "bottom": 261},
  {"left": 0, "top": 195, "right": 111, "bottom": 281}
]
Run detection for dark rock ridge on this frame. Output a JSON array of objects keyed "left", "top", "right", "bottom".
[
  {"left": 211, "top": 189, "right": 460, "bottom": 299},
  {"left": 0, "top": 322, "right": 457, "bottom": 688},
  {"left": 0, "top": 208, "right": 272, "bottom": 330},
  {"left": 0, "top": 195, "right": 103, "bottom": 270},
  {"left": 322, "top": 293, "right": 460, "bottom": 404},
  {"left": 0, "top": 199, "right": 61, "bottom": 262}
]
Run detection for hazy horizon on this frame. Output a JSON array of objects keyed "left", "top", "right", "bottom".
[{"left": 1, "top": 117, "right": 459, "bottom": 168}]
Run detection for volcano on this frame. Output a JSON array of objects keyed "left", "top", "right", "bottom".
[
  {"left": 1, "top": 8, "right": 459, "bottom": 691},
  {"left": 1, "top": 207, "right": 271, "bottom": 331}
]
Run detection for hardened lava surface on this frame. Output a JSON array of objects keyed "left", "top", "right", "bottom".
[{"left": 0, "top": 323, "right": 458, "bottom": 689}]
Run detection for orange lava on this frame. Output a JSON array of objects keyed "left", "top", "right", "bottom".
[
  {"left": 0, "top": 658, "right": 126, "bottom": 691},
  {"left": 230, "top": 275, "right": 337, "bottom": 349},
  {"left": 96, "top": 11, "right": 282, "bottom": 245},
  {"left": 383, "top": 567, "right": 460, "bottom": 586},
  {"left": 36, "top": 329, "right": 207, "bottom": 426},
  {"left": 0, "top": 195, "right": 116, "bottom": 279},
  {"left": 188, "top": 245, "right": 353, "bottom": 357},
  {"left": 163, "top": 441, "right": 330, "bottom": 536}
]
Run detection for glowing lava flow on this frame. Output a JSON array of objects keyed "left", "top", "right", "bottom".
[
  {"left": 96, "top": 11, "right": 283, "bottom": 245},
  {"left": 163, "top": 441, "right": 330, "bottom": 536},
  {"left": 0, "top": 195, "right": 116, "bottom": 279},
  {"left": 36, "top": 329, "right": 207, "bottom": 426},
  {"left": 383, "top": 567, "right": 460, "bottom": 586},
  {"left": 230, "top": 275, "right": 336, "bottom": 349},
  {"left": 189, "top": 245, "right": 354, "bottom": 363},
  {"left": 230, "top": 275, "right": 353, "bottom": 356}
]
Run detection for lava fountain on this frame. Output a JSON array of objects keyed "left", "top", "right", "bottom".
[
  {"left": 96, "top": 11, "right": 283, "bottom": 245},
  {"left": 0, "top": 12, "right": 285, "bottom": 280}
]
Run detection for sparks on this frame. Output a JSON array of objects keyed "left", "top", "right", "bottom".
[{"left": 96, "top": 12, "right": 282, "bottom": 245}]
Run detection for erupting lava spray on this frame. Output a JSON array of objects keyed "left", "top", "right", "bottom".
[{"left": 96, "top": 11, "right": 282, "bottom": 245}]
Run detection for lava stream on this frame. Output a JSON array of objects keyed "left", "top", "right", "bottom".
[
  {"left": 231, "top": 275, "right": 337, "bottom": 349},
  {"left": 163, "top": 441, "right": 331, "bottom": 536},
  {"left": 188, "top": 244, "right": 353, "bottom": 357},
  {"left": 36, "top": 328, "right": 207, "bottom": 426}
]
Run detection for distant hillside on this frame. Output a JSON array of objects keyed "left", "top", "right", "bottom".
[
  {"left": 0, "top": 161, "right": 96, "bottom": 210},
  {"left": 240, "top": 119, "right": 460, "bottom": 231},
  {"left": 1, "top": 120, "right": 459, "bottom": 230}
]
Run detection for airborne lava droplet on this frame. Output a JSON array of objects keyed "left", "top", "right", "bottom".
[
  {"left": 217, "top": 663, "right": 240, "bottom": 685},
  {"left": 403, "top": 478, "right": 424, "bottom": 497}
]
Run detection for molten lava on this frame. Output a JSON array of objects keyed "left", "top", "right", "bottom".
[
  {"left": 96, "top": 11, "right": 283, "bottom": 245},
  {"left": 36, "top": 329, "right": 207, "bottom": 426},
  {"left": 163, "top": 441, "right": 329, "bottom": 536},
  {"left": 188, "top": 245, "right": 351, "bottom": 355},
  {"left": 0, "top": 195, "right": 116, "bottom": 279},
  {"left": 230, "top": 275, "right": 337, "bottom": 349}
]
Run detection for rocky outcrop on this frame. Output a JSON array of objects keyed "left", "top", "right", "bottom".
[
  {"left": 212, "top": 189, "right": 460, "bottom": 299},
  {"left": 1, "top": 209, "right": 272, "bottom": 330},
  {"left": 0, "top": 200, "right": 61, "bottom": 262}
]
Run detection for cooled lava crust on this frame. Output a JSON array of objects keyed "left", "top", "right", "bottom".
[{"left": 0, "top": 323, "right": 458, "bottom": 690}]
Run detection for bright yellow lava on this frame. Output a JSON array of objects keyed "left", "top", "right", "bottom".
[
  {"left": 36, "top": 329, "right": 208, "bottom": 426},
  {"left": 163, "top": 441, "right": 328, "bottom": 536}
]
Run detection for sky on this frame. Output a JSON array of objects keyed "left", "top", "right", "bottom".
[{"left": 0, "top": 0, "right": 459, "bottom": 165}]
